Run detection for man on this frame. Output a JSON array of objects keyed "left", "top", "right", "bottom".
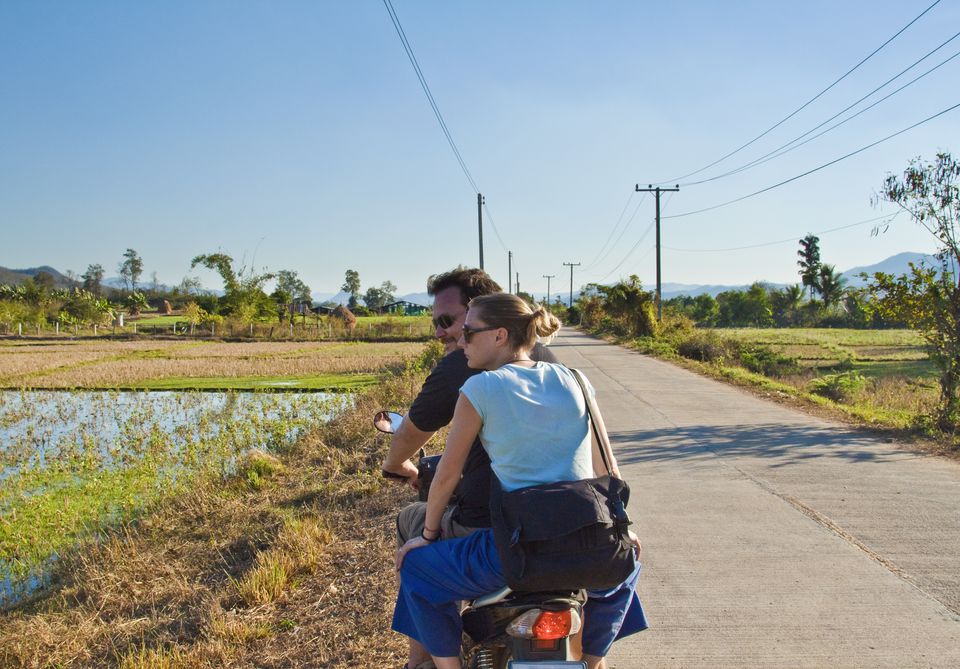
[
  {"left": 382, "top": 267, "right": 509, "bottom": 546},
  {"left": 383, "top": 267, "right": 644, "bottom": 669}
]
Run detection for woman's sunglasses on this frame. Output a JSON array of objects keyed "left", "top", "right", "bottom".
[{"left": 460, "top": 323, "right": 500, "bottom": 343}]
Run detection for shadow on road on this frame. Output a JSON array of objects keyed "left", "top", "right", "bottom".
[{"left": 610, "top": 424, "right": 917, "bottom": 467}]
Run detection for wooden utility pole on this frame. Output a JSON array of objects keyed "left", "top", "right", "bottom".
[
  {"left": 477, "top": 193, "right": 485, "bottom": 270},
  {"left": 543, "top": 274, "right": 555, "bottom": 306},
  {"left": 507, "top": 251, "right": 513, "bottom": 293},
  {"left": 563, "top": 262, "right": 581, "bottom": 307},
  {"left": 635, "top": 184, "right": 679, "bottom": 322}
]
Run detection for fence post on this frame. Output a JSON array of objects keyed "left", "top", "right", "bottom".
[
  {"left": 56, "top": 321, "right": 60, "bottom": 335},
  {"left": 249, "top": 323, "right": 254, "bottom": 338},
  {"left": 93, "top": 324, "right": 97, "bottom": 336}
]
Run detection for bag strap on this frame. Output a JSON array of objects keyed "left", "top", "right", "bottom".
[{"left": 571, "top": 368, "right": 617, "bottom": 479}]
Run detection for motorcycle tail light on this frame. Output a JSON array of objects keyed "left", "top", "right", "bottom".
[{"left": 506, "top": 608, "right": 582, "bottom": 640}]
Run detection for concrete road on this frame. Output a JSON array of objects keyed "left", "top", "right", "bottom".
[{"left": 550, "top": 328, "right": 960, "bottom": 668}]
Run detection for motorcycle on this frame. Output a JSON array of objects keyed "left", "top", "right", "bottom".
[{"left": 374, "top": 410, "right": 588, "bottom": 669}]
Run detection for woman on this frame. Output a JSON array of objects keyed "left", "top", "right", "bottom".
[{"left": 392, "top": 294, "right": 646, "bottom": 669}]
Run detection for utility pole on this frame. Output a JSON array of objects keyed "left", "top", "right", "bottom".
[
  {"left": 477, "top": 193, "right": 485, "bottom": 270},
  {"left": 508, "top": 251, "right": 513, "bottom": 293},
  {"left": 516, "top": 273, "right": 520, "bottom": 296},
  {"left": 635, "top": 184, "right": 679, "bottom": 322},
  {"left": 562, "top": 262, "right": 581, "bottom": 308},
  {"left": 542, "top": 274, "right": 555, "bottom": 306}
]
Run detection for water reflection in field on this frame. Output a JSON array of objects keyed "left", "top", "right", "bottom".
[{"left": 0, "top": 390, "right": 345, "bottom": 608}]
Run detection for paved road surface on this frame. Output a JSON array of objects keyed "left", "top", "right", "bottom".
[{"left": 550, "top": 328, "right": 960, "bottom": 668}]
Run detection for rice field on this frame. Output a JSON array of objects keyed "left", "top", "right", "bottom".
[
  {"left": 716, "top": 328, "right": 938, "bottom": 426},
  {"left": 0, "top": 339, "right": 425, "bottom": 389},
  {"left": 0, "top": 389, "right": 346, "bottom": 606}
]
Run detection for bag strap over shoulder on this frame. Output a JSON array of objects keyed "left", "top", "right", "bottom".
[{"left": 570, "top": 368, "right": 617, "bottom": 479}]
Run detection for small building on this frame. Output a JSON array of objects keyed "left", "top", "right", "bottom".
[{"left": 383, "top": 300, "right": 430, "bottom": 316}]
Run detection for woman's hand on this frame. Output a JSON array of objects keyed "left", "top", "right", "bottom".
[
  {"left": 628, "top": 530, "right": 642, "bottom": 557},
  {"left": 396, "top": 535, "right": 430, "bottom": 571}
]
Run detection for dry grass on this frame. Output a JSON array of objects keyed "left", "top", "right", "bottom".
[
  {"left": 0, "top": 340, "right": 424, "bottom": 388},
  {"left": 0, "top": 349, "right": 440, "bottom": 668}
]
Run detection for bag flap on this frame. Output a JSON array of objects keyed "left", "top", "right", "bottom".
[{"left": 499, "top": 477, "right": 626, "bottom": 543}]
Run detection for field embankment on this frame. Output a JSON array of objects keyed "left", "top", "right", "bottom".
[{"left": 0, "top": 343, "right": 442, "bottom": 667}]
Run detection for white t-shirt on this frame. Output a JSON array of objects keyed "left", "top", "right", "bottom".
[{"left": 459, "top": 362, "right": 594, "bottom": 492}]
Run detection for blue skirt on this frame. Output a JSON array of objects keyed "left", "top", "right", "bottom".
[{"left": 393, "top": 529, "right": 648, "bottom": 659}]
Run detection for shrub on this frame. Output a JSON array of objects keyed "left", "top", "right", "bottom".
[
  {"left": 809, "top": 371, "right": 867, "bottom": 402},
  {"left": 676, "top": 330, "right": 730, "bottom": 363},
  {"left": 737, "top": 344, "right": 800, "bottom": 377}
]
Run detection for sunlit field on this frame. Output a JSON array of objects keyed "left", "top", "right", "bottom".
[
  {"left": 0, "top": 339, "right": 425, "bottom": 389},
  {"left": 716, "top": 328, "right": 938, "bottom": 426}
]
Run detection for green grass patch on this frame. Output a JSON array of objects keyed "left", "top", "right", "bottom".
[{"left": 129, "top": 314, "right": 181, "bottom": 326}]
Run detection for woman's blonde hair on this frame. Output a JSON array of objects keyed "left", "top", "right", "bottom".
[{"left": 468, "top": 293, "right": 561, "bottom": 351}]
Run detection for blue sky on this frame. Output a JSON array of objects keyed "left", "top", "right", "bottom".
[{"left": 1, "top": 1, "right": 958, "bottom": 297}]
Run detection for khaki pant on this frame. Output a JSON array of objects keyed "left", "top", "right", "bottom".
[{"left": 396, "top": 501, "right": 481, "bottom": 546}]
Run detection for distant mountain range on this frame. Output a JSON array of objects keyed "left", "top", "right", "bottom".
[
  {"left": 0, "top": 265, "right": 73, "bottom": 288},
  {"left": 1, "top": 252, "right": 940, "bottom": 302}
]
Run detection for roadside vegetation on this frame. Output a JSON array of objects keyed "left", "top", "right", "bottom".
[
  {"left": 568, "top": 152, "right": 960, "bottom": 447},
  {"left": 0, "top": 341, "right": 444, "bottom": 667}
]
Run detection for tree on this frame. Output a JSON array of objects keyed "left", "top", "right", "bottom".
[
  {"left": 342, "top": 269, "right": 361, "bottom": 309},
  {"left": 591, "top": 276, "right": 657, "bottom": 337},
  {"left": 124, "top": 291, "right": 149, "bottom": 316},
  {"left": 867, "top": 152, "right": 960, "bottom": 429},
  {"left": 716, "top": 283, "right": 773, "bottom": 327},
  {"left": 818, "top": 264, "right": 846, "bottom": 309},
  {"left": 118, "top": 248, "right": 144, "bottom": 293},
  {"left": 82, "top": 264, "right": 105, "bottom": 296},
  {"left": 276, "top": 270, "right": 312, "bottom": 301},
  {"left": 770, "top": 284, "right": 804, "bottom": 326},
  {"left": 797, "top": 234, "right": 821, "bottom": 300},
  {"left": 363, "top": 280, "right": 398, "bottom": 313},
  {"left": 191, "top": 253, "right": 275, "bottom": 320}
]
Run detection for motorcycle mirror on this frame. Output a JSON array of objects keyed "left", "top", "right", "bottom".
[{"left": 373, "top": 410, "right": 404, "bottom": 434}]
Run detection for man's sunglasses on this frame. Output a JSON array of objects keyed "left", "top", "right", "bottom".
[
  {"left": 432, "top": 313, "right": 456, "bottom": 330},
  {"left": 460, "top": 323, "right": 500, "bottom": 343}
]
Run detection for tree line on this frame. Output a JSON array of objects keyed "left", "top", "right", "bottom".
[{"left": 0, "top": 247, "right": 404, "bottom": 331}]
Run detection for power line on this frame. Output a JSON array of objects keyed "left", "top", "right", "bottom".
[
  {"left": 584, "top": 193, "right": 648, "bottom": 270},
  {"left": 481, "top": 203, "right": 510, "bottom": 252},
  {"left": 680, "top": 31, "right": 960, "bottom": 187},
  {"left": 652, "top": 0, "right": 943, "bottom": 185},
  {"left": 583, "top": 192, "right": 636, "bottom": 268},
  {"left": 664, "top": 212, "right": 901, "bottom": 253},
  {"left": 382, "top": 0, "right": 480, "bottom": 194},
  {"left": 594, "top": 219, "right": 656, "bottom": 282},
  {"left": 663, "top": 101, "right": 960, "bottom": 220}
]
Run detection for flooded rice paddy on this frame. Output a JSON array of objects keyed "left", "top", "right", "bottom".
[{"left": 0, "top": 389, "right": 344, "bottom": 607}]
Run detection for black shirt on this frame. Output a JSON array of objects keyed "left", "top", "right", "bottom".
[{"left": 407, "top": 343, "right": 559, "bottom": 528}]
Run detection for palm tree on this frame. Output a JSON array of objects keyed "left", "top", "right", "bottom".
[{"left": 818, "top": 264, "right": 847, "bottom": 309}]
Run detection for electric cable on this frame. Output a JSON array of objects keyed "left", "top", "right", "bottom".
[
  {"left": 584, "top": 193, "right": 649, "bottom": 270},
  {"left": 663, "top": 101, "right": 960, "bottom": 220},
  {"left": 680, "top": 32, "right": 960, "bottom": 187},
  {"left": 652, "top": 0, "right": 943, "bottom": 185},
  {"left": 583, "top": 192, "right": 636, "bottom": 269},
  {"left": 382, "top": 0, "right": 480, "bottom": 194},
  {"left": 664, "top": 212, "right": 901, "bottom": 253}
]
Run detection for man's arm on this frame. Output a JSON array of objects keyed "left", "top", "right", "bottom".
[{"left": 382, "top": 418, "right": 434, "bottom": 481}]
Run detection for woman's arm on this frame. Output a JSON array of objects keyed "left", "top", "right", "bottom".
[
  {"left": 589, "top": 406, "right": 621, "bottom": 478},
  {"left": 396, "top": 393, "right": 482, "bottom": 569}
]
